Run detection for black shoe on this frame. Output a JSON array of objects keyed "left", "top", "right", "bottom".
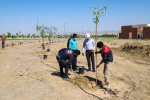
[
  {"left": 60, "top": 73, "right": 65, "bottom": 77},
  {"left": 62, "top": 76, "right": 70, "bottom": 81},
  {"left": 73, "top": 68, "right": 77, "bottom": 71},
  {"left": 92, "top": 69, "right": 95, "bottom": 72},
  {"left": 87, "top": 68, "right": 91, "bottom": 71}
]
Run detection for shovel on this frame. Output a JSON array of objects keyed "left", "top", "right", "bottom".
[
  {"left": 70, "top": 69, "right": 78, "bottom": 78},
  {"left": 52, "top": 45, "right": 78, "bottom": 78}
]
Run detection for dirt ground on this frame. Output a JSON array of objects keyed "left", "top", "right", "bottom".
[{"left": 0, "top": 38, "right": 150, "bottom": 100}]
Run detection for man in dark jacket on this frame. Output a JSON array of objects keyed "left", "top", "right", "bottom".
[
  {"left": 95, "top": 41, "right": 113, "bottom": 88},
  {"left": 56, "top": 48, "right": 80, "bottom": 81}
]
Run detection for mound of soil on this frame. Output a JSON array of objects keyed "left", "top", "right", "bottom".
[
  {"left": 118, "top": 42, "right": 150, "bottom": 57},
  {"left": 70, "top": 76, "right": 96, "bottom": 90}
]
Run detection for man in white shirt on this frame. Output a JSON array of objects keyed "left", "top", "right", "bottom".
[{"left": 82, "top": 33, "right": 95, "bottom": 72}]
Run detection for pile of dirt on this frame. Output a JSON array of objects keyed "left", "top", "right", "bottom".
[
  {"left": 70, "top": 76, "right": 96, "bottom": 90},
  {"left": 118, "top": 42, "right": 150, "bottom": 57}
]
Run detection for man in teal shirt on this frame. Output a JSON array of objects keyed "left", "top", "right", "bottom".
[{"left": 69, "top": 33, "right": 78, "bottom": 71}]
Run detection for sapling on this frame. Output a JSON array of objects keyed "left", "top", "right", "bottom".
[
  {"left": 47, "top": 26, "right": 57, "bottom": 49},
  {"left": 91, "top": 5, "right": 110, "bottom": 86}
]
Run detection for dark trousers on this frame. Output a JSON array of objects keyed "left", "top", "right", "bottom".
[
  {"left": 2, "top": 42, "right": 5, "bottom": 49},
  {"left": 72, "top": 56, "right": 77, "bottom": 70},
  {"left": 72, "top": 50, "right": 77, "bottom": 70},
  {"left": 86, "top": 50, "right": 95, "bottom": 70},
  {"left": 56, "top": 56, "right": 69, "bottom": 77}
]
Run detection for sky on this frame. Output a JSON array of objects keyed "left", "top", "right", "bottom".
[{"left": 0, "top": 0, "right": 150, "bottom": 35}]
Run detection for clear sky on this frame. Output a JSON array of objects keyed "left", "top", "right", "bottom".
[{"left": 0, "top": 0, "right": 150, "bottom": 35}]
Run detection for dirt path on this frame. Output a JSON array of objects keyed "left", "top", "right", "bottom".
[{"left": 0, "top": 39, "right": 150, "bottom": 100}]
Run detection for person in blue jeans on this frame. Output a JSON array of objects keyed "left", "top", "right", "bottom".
[{"left": 69, "top": 33, "right": 78, "bottom": 71}]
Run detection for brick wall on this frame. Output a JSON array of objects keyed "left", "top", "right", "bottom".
[
  {"left": 143, "top": 27, "right": 150, "bottom": 39},
  {"left": 121, "top": 25, "right": 136, "bottom": 33},
  {"left": 132, "top": 27, "right": 141, "bottom": 39},
  {"left": 119, "top": 32, "right": 132, "bottom": 39}
]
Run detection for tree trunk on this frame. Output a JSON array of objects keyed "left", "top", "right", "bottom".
[{"left": 96, "top": 23, "right": 98, "bottom": 86}]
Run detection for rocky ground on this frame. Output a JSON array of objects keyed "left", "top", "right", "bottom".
[{"left": 0, "top": 39, "right": 150, "bottom": 100}]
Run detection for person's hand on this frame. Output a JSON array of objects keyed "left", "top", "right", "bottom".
[
  {"left": 96, "top": 64, "right": 100, "bottom": 68},
  {"left": 70, "top": 67, "right": 73, "bottom": 71},
  {"left": 95, "top": 51, "right": 98, "bottom": 54},
  {"left": 91, "top": 50, "right": 94, "bottom": 52},
  {"left": 82, "top": 53, "right": 84, "bottom": 56}
]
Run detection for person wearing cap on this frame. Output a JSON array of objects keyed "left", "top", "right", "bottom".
[
  {"left": 67, "top": 34, "right": 73, "bottom": 48},
  {"left": 69, "top": 33, "right": 78, "bottom": 71},
  {"left": 56, "top": 48, "right": 80, "bottom": 81},
  {"left": 95, "top": 41, "right": 113, "bottom": 88},
  {"left": 82, "top": 33, "right": 95, "bottom": 72}
]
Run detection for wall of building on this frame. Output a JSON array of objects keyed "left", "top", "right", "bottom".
[
  {"left": 119, "top": 24, "right": 150, "bottom": 39},
  {"left": 119, "top": 32, "right": 132, "bottom": 39},
  {"left": 121, "top": 26, "right": 136, "bottom": 33},
  {"left": 132, "top": 27, "right": 141, "bottom": 39},
  {"left": 143, "top": 27, "right": 150, "bottom": 39}
]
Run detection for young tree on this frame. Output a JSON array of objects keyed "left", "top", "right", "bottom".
[
  {"left": 91, "top": 5, "right": 110, "bottom": 38},
  {"left": 38, "top": 25, "right": 48, "bottom": 44},
  {"left": 91, "top": 5, "right": 110, "bottom": 86}
]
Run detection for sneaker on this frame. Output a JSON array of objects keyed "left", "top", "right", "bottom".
[
  {"left": 103, "top": 84, "right": 109, "bottom": 88},
  {"left": 92, "top": 69, "right": 95, "bottom": 72},
  {"left": 73, "top": 69, "right": 76, "bottom": 71},
  {"left": 60, "top": 73, "right": 65, "bottom": 77},
  {"left": 62, "top": 77, "right": 70, "bottom": 81}
]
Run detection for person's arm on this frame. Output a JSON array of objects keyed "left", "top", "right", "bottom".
[
  {"left": 93, "top": 40, "right": 95, "bottom": 50},
  {"left": 95, "top": 50, "right": 101, "bottom": 54},
  {"left": 82, "top": 40, "right": 85, "bottom": 53},
  {"left": 91, "top": 39, "right": 95, "bottom": 52},
  {"left": 97, "top": 52, "right": 108, "bottom": 68},
  {"left": 82, "top": 40, "right": 86, "bottom": 56},
  {"left": 69, "top": 39, "right": 72, "bottom": 49},
  {"left": 101, "top": 52, "right": 108, "bottom": 63},
  {"left": 76, "top": 40, "right": 78, "bottom": 50},
  {"left": 67, "top": 53, "right": 74, "bottom": 69}
]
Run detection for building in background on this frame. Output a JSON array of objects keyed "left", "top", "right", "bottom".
[{"left": 119, "top": 24, "right": 150, "bottom": 39}]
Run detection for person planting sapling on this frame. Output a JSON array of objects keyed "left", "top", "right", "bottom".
[
  {"left": 56, "top": 48, "right": 80, "bottom": 81},
  {"left": 95, "top": 41, "right": 113, "bottom": 88}
]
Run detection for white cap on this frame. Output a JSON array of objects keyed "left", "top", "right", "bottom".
[{"left": 86, "top": 33, "right": 90, "bottom": 38}]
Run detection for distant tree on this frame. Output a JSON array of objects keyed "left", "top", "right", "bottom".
[
  {"left": 19, "top": 30, "right": 21, "bottom": 36},
  {"left": 21, "top": 35, "right": 24, "bottom": 38},
  {"left": 16, "top": 33, "right": 18, "bottom": 36},
  {"left": 2, "top": 34, "right": 6, "bottom": 38},
  {"left": 12, "top": 35, "right": 17, "bottom": 38},
  {"left": 32, "top": 34, "right": 35, "bottom": 38},
  {"left": 27, "top": 34, "right": 30, "bottom": 38},
  {"left": 7, "top": 32, "right": 11, "bottom": 38}
]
